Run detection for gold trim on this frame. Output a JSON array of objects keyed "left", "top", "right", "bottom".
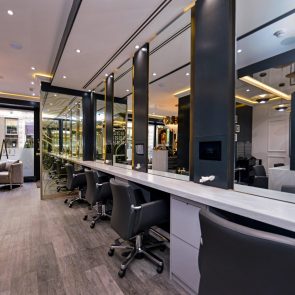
[
  {"left": 0, "top": 91, "right": 40, "bottom": 100},
  {"left": 32, "top": 73, "right": 53, "bottom": 79},
  {"left": 235, "top": 95, "right": 257, "bottom": 105}
]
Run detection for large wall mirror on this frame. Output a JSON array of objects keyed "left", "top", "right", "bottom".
[
  {"left": 113, "top": 59, "right": 133, "bottom": 169},
  {"left": 96, "top": 97, "right": 105, "bottom": 161},
  {"left": 235, "top": 17, "right": 295, "bottom": 203},
  {"left": 148, "top": 9, "right": 191, "bottom": 180}
]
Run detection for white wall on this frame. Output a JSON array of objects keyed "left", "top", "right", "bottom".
[{"left": 252, "top": 101, "right": 290, "bottom": 174}]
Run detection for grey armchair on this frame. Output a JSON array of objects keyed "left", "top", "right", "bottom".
[
  {"left": 83, "top": 170, "right": 112, "bottom": 228},
  {"left": 64, "top": 163, "right": 87, "bottom": 207},
  {"left": 108, "top": 178, "right": 169, "bottom": 278},
  {"left": 252, "top": 165, "right": 268, "bottom": 189},
  {"left": 0, "top": 160, "right": 23, "bottom": 189},
  {"left": 198, "top": 208, "right": 295, "bottom": 295}
]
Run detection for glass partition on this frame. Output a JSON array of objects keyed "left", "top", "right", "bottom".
[
  {"left": 96, "top": 98, "right": 105, "bottom": 161},
  {"left": 148, "top": 9, "right": 191, "bottom": 180},
  {"left": 113, "top": 59, "right": 133, "bottom": 168}
]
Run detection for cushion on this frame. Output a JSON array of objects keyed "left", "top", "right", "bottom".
[
  {"left": 5, "top": 160, "right": 19, "bottom": 171},
  {"left": 0, "top": 162, "right": 6, "bottom": 171}
]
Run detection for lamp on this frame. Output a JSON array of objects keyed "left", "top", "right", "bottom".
[{"left": 163, "top": 116, "right": 178, "bottom": 132}]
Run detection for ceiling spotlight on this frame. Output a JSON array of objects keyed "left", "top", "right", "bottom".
[
  {"left": 105, "top": 73, "right": 108, "bottom": 77},
  {"left": 259, "top": 94, "right": 267, "bottom": 98},
  {"left": 256, "top": 98, "right": 269, "bottom": 104},
  {"left": 32, "top": 93, "right": 36, "bottom": 96},
  {"left": 54, "top": 94, "right": 57, "bottom": 97},
  {"left": 30, "top": 81, "right": 35, "bottom": 85},
  {"left": 76, "top": 49, "right": 81, "bottom": 53},
  {"left": 153, "top": 73, "right": 157, "bottom": 76},
  {"left": 7, "top": 10, "right": 14, "bottom": 16},
  {"left": 135, "top": 45, "right": 140, "bottom": 49},
  {"left": 274, "top": 104, "right": 289, "bottom": 112},
  {"left": 141, "top": 48, "right": 147, "bottom": 52},
  {"left": 126, "top": 89, "right": 130, "bottom": 92},
  {"left": 62, "top": 75, "right": 67, "bottom": 79},
  {"left": 186, "top": 73, "right": 190, "bottom": 76},
  {"left": 88, "top": 89, "right": 91, "bottom": 92},
  {"left": 246, "top": 89, "right": 250, "bottom": 92},
  {"left": 237, "top": 49, "right": 242, "bottom": 53},
  {"left": 31, "top": 66, "right": 36, "bottom": 71}
]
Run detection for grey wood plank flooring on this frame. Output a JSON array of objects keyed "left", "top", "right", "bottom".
[{"left": 0, "top": 183, "right": 187, "bottom": 295}]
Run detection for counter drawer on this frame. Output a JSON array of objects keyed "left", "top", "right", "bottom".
[
  {"left": 171, "top": 197, "right": 201, "bottom": 248},
  {"left": 170, "top": 234, "right": 200, "bottom": 293}
]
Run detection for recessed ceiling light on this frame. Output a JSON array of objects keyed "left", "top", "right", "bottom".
[
  {"left": 32, "top": 93, "right": 36, "bottom": 96},
  {"left": 88, "top": 89, "right": 91, "bottom": 92},
  {"left": 62, "top": 75, "right": 67, "bottom": 79},
  {"left": 7, "top": 10, "right": 14, "bottom": 16},
  {"left": 30, "top": 81, "right": 35, "bottom": 85},
  {"left": 76, "top": 49, "right": 81, "bottom": 53},
  {"left": 135, "top": 45, "right": 140, "bottom": 49},
  {"left": 141, "top": 48, "right": 147, "bottom": 52},
  {"left": 31, "top": 66, "right": 36, "bottom": 71},
  {"left": 126, "top": 89, "right": 130, "bottom": 92},
  {"left": 153, "top": 73, "right": 157, "bottom": 76},
  {"left": 105, "top": 73, "right": 108, "bottom": 77},
  {"left": 54, "top": 94, "right": 57, "bottom": 97},
  {"left": 237, "top": 49, "right": 242, "bottom": 53},
  {"left": 186, "top": 73, "right": 190, "bottom": 76},
  {"left": 246, "top": 89, "right": 250, "bottom": 92},
  {"left": 259, "top": 94, "right": 267, "bottom": 98}
]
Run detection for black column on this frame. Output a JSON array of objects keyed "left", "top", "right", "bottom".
[
  {"left": 290, "top": 93, "right": 295, "bottom": 170},
  {"left": 133, "top": 44, "right": 149, "bottom": 172},
  {"left": 58, "top": 119, "right": 63, "bottom": 154},
  {"left": 82, "top": 92, "right": 96, "bottom": 161},
  {"left": 34, "top": 107, "right": 40, "bottom": 181},
  {"left": 105, "top": 74, "right": 114, "bottom": 163},
  {"left": 190, "top": 0, "right": 235, "bottom": 189}
]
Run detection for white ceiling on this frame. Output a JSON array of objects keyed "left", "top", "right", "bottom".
[{"left": 0, "top": 0, "right": 73, "bottom": 100}]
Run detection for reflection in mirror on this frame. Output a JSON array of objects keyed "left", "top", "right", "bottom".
[
  {"left": 148, "top": 9, "right": 190, "bottom": 180},
  {"left": 96, "top": 98, "right": 105, "bottom": 161},
  {"left": 113, "top": 59, "right": 133, "bottom": 169},
  {"left": 234, "top": 62, "right": 295, "bottom": 203},
  {"left": 41, "top": 92, "right": 84, "bottom": 198}
]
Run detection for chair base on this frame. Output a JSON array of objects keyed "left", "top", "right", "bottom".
[
  {"left": 68, "top": 190, "right": 88, "bottom": 208},
  {"left": 108, "top": 233, "right": 165, "bottom": 278},
  {"left": 83, "top": 203, "right": 111, "bottom": 228}
]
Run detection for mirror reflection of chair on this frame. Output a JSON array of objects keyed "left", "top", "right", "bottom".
[
  {"left": 108, "top": 179, "right": 169, "bottom": 278},
  {"left": 64, "top": 163, "right": 87, "bottom": 207},
  {"left": 83, "top": 170, "right": 113, "bottom": 228},
  {"left": 281, "top": 185, "right": 295, "bottom": 194},
  {"left": 198, "top": 208, "right": 295, "bottom": 295},
  {"left": 252, "top": 165, "right": 268, "bottom": 189}
]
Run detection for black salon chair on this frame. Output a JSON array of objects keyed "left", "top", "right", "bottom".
[
  {"left": 252, "top": 165, "right": 268, "bottom": 189},
  {"left": 83, "top": 170, "right": 112, "bottom": 228},
  {"left": 64, "top": 163, "right": 87, "bottom": 207},
  {"left": 108, "top": 179, "right": 169, "bottom": 278},
  {"left": 198, "top": 208, "right": 295, "bottom": 295},
  {"left": 281, "top": 185, "right": 295, "bottom": 194}
]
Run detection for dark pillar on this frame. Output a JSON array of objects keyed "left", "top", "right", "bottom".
[
  {"left": 105, "top": 74, "right": 114, "bottom": 163},
  {"left": 133, "top": 44, "right": 149, "bottom": 172},
  {"left": 82, "top": 92, "right": 96, "bottom": 160},
  {"left": 34, "top": 107, "right": 40, "bottom": 181},
  {"left": 290, "top": 93, "right": 295, "bottom": 170},
  {"left": 58, "top": 119, "right": 63, "bottom": 154},
  {"left": 190, "top": 0, "right": 235, "bottom": 189}
]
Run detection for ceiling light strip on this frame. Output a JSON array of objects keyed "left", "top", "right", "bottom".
[
  {"left": 240, "top": 76, "right": 291, "bottom": 100},
  {"left": 0, "top": 91, "right": 40, "bottom": 100},
  {"left": 235, "top": 95, "right": 257, "bottom": 105}
]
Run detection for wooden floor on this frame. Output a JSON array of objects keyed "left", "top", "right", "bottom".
[{"left": 0, "top": 183, "right": 186, "bottom": 295}]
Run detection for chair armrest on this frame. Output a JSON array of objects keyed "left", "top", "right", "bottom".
[
  {"left": 10, "top": 163, "right": 24, "bottom": 184},
  {"left": 135, "top": 199, "right": 169, "bottom": 233}
]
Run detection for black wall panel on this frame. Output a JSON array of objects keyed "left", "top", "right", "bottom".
[
  {"left": 105, "top": 75, "right": 114, "bottom": 162},
  {"left": 291, "top": 93, "right": 295, "bottom": 170}
]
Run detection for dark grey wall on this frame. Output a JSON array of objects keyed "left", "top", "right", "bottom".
[
  {"left": 177, "top": 95, "right": 190, "bottom": 170},
  {"left": 190, "top": 0, "right": 235, "bottom": 189},
  {"left": 105, "top": 75, "right": 114, "bottom": 162},
  {"left": 291, "top": 93, "right": 295, "bottom": 170},
  {"left": 132, "top": 44, "right": 149, "bottom": 172},
  {"left": 236, "top": 106, "right": 253, "bottom": 143}
]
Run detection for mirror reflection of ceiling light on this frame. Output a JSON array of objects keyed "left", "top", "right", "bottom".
[
  {"left": 274, "top": 104, "right": 289, "bottom": 112},
  {"left": 237, "top": 49, "right": 242, "bottom": 53},
  {"left": 7, "top": 10, "right": 14, "bottom": 16},
  {"left": 240, "top": 76, "right": 291, "bottom": 100}
]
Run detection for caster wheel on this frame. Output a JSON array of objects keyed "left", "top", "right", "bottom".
[
  {"left": 83, "top": 215, "right": 88, "bottom": 221},
  {"left": 90, "top": 222, "right": 95, "bottom": 229},
  {"left": 118, "top": 269, "right": 126, "bottom": 278},
  {"left": 64, "top": 199, "right": 68, "bottom": 204},
  {"left": 69, "top": 203, "right": 73, "bottom": 208},
  {"left": 108, "top": 249, "right": 114, "bottom": 256},
  {"left": 157, "top": 265, "right": 164, "bottom": 274}
]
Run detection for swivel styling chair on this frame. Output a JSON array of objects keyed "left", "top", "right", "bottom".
[
  {"left": 64, "top": 163, "right": 87, "bottom": 207},
  {"left": 83, "top": 170, "right": 113, "bottom": 228},
  {"left": 108, "top": 179, "right": 169, "bottom": 278}
]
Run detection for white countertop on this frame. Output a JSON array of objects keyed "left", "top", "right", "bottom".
[{"left": 53, "top": 154, "right": 295, "bottom": 232}]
